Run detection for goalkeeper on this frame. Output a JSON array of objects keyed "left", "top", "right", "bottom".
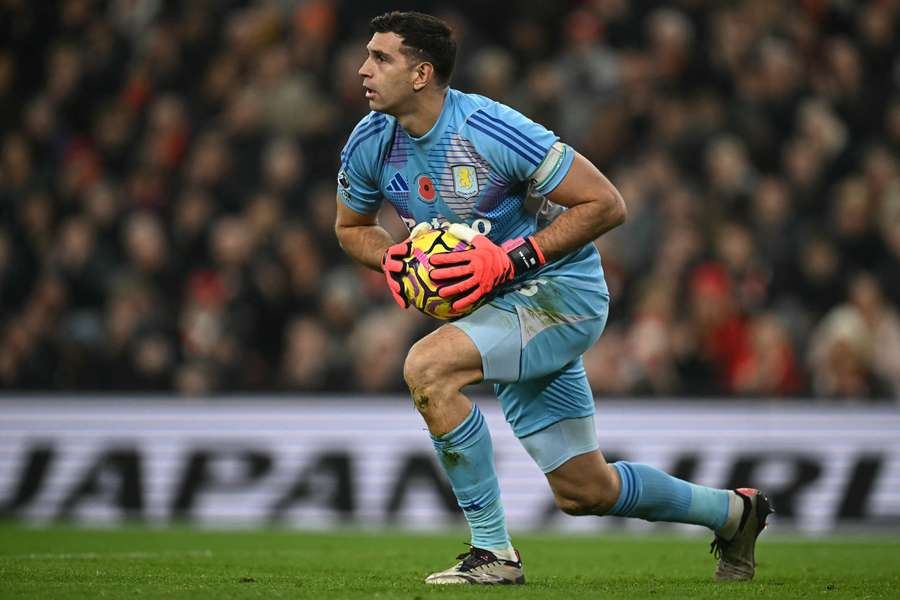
[{"left": 334, "top": 10, "right": 771, "bottom": 585}]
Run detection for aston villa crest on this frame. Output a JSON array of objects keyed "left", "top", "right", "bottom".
[{"left": 452, "top": 164, "right": 479, "bottom": 199}]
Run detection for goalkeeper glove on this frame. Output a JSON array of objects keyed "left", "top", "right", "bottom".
[
  {"left": 380, "top": 222, "right": 435, "bottom": 309},
  {"left": 430, "top": 223, "right": 545, "bottom": 310}
]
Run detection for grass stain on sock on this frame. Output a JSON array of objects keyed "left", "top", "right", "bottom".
[{"left": 440, "top": 449, "right": 464, "bottom": 467}]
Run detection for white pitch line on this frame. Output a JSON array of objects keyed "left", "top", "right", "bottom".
[{"left": 3, "top": 549, "right": 214, "bottom": 560}]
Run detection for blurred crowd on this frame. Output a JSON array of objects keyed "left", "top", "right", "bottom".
[{"left": 1, "top": 0, "right": 899, "bottom": 399}]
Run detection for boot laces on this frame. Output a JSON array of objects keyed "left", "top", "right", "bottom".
[
  {"left": 709, "top": 537, "right": 729, "bottom": 560},
  {"left": 455, "top": 545, "right": 500, "bottom": 571}
]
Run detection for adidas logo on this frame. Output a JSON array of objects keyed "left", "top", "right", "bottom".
[{"left": 386, "top": 172, "right": 409, "bottom": 194}]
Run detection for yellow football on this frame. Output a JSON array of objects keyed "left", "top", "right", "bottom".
[{"left": 400, "top": 228, "right": 479, "bottom": 320}]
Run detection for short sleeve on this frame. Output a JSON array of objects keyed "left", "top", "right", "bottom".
[
  {"left": 460, "top": 102, "right": 574, "bottom": 195},
  {"left": 337, "top": 113, "right": 390, "bottom": 215}
]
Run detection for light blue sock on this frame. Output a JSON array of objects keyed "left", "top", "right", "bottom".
[
  {"left": 609, "top": 461, "right": 730, "bottom": 530},
  {"left": 431, "top": 404, "right": 511, "bottom": 550}
]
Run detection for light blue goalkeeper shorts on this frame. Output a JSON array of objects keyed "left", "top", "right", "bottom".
[{"left": 451, "top": 268, "right": 609, "bottom": 439}]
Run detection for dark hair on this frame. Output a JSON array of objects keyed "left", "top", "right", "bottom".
[{"left": 370, "top": 11, "right": 456, "bottom": 86}]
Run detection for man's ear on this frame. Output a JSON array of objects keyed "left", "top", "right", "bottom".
[{"left": 412, "top": 61, "right": 434, "bottom": 91}]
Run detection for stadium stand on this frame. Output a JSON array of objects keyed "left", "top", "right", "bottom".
[{"left": 0, "top": 0, "right": 898, "bottom": 398}]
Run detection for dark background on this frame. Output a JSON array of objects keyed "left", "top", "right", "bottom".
[{"left": 1, "top": 0, "right": 899, "bottom": 399}]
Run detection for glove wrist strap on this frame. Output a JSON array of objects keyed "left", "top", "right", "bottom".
[{"left": 505, "top": 236, "right": 545, "bottom": 277}]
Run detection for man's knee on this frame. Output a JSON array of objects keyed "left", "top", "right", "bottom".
[
  {"left": 548, "top": 460, "right": 620, "bottom": 516},
  {"left": 403, "top": 327, "right": 482, "bottom": 400},
  {"left": 403, "top": 338, "right": 445, "bottom": 395},
  {"left": 554, "top": 485, "right": 619, "bottom": 516},
  {"left": 403, "top": 338, "right": 465, "bottom": 416}
]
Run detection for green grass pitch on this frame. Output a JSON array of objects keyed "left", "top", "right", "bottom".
[{"left": 0, "top": 524, "right": 898, "bottom": 599}]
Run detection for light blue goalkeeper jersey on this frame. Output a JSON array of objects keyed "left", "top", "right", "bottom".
[{"left": 337, "top": 88, "right": 607, "bottom": 291}]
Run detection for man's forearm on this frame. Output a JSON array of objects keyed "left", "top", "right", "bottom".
[
  {"left": 532, "top": 190, "right": 626, "bottom": 263},
  {"left": 336, "top": 223, "right": 396, "bottom": 271}
]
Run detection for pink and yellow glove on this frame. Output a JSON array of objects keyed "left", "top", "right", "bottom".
[
  {"left": 381, "top": 222, "right": 435, "bottom": 309},
  {"left": 430, "top": 223, "right": 546, "bottom": 311}
]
